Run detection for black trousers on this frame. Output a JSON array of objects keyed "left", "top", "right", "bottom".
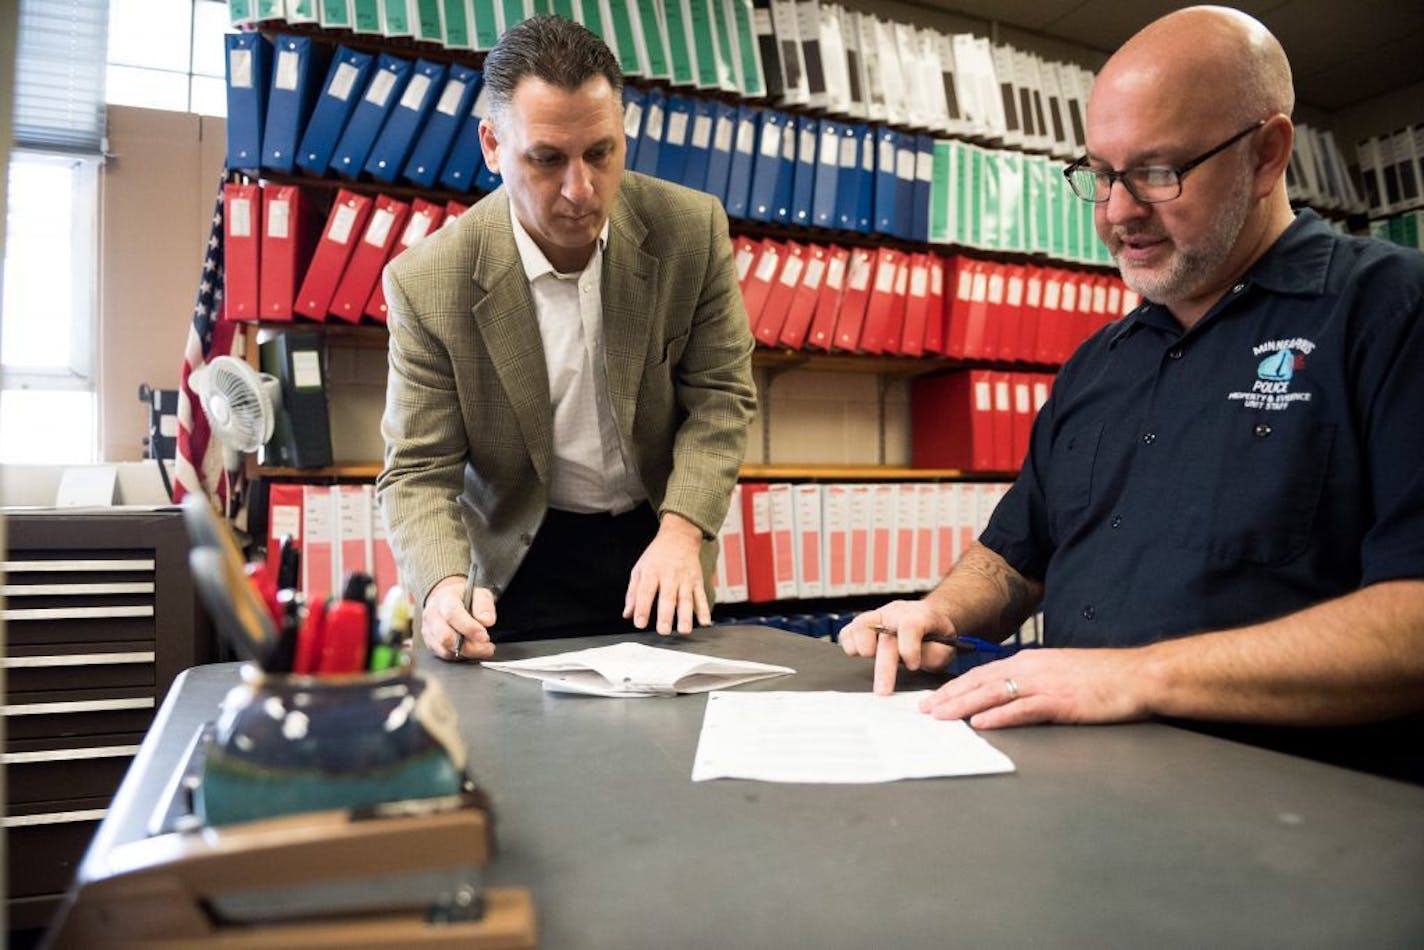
[{"left": 490, "top": 503, "right": 658, "bottom": 641}]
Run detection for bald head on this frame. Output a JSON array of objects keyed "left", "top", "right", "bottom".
[{"left": 1092, "top": 6, "right": 1293, "bottom": 129}]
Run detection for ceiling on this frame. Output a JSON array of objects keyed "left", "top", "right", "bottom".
[{"left": 907, "top": 0, "right": 1424, "bottom": 114}]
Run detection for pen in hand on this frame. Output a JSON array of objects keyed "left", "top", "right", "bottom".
[{"left": 871, "top": 623, "right": 974, "bottom": 652}]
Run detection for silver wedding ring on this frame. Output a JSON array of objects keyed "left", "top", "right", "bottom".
[
  {"left": 1004, "top": 677, "right": 1020, "bottom": 699},
  {"left": 454, "top": 635, "right": 465, "bottom": 660}
]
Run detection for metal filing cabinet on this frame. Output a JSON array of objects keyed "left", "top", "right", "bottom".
[{"left": 2, "top": 508, "right": 213, "bottom": 936}]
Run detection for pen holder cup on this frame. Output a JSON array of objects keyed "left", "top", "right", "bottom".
[{"left": 197, "top": 664, "right": 468, "bottom": 827}]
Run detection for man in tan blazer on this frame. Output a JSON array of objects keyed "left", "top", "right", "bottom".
[{"left": 378, "top": 16, "right": 755, "bottom": 661}]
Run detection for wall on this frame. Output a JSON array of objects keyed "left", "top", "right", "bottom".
[{"left": 97, "top": 105, "right": 225, "bottom": 462}]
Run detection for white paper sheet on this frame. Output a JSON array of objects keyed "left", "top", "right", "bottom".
[
  {"left": 481, "top": 642, "right": 795, "bottom": 697},
  {"left": 691, "top": 690, "right": 1016, "bottom": 783}
]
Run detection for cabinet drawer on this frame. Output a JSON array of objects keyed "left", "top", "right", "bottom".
[
  {"left": 3, "top": 745, "right": 138, "bottom": 805},
  {"left": 2, "top": 693, "right": 155, "bottom": 742},
  {"left": 4, "top": 805, "right": 106, "bottom": 899},
  {"left": 1, "top": 650, "right": 156, "bottom": 693}
]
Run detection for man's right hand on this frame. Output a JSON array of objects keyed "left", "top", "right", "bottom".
[
  {"left": 423, "top": 575, "right": 498, "bottom": 662},
  {"left": 839, "top": 600, "right": 957, "bottom": 695}
]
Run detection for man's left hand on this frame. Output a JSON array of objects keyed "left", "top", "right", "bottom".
[
  {"left": 920, "top": 648, "right": 1153, "bottom": 728},
  {"left": 624, "top": 511, "right": 710, "bottom": 635}
]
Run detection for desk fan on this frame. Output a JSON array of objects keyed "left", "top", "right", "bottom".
[{"left": 193, "top": 356, "right": 282, "bottom": 469}]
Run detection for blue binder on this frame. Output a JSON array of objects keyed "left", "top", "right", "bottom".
[
  {"left": 680, "top": 97, "right": 716, "bottom": 193},
  {"left": 404, "top": 66, "right": 481, "bottom": 188},
  {"left": 811, "top": 119, "right": 839, "bottom": 230},
  {"left": 655, "top": 94, "right": 692, "bottom": 186},
  {"left": 893, "top": 131, "right": 917, "bottom": 240},
  {"left": 701, "top": 101, "right": 738, "bottom": 204},
  {"left": 224, "top": 32, "right": 271, "bottom": 170},
  {"left": 835, "top": 123, "right": 863, "bottom": 231},
  {"left": 261, "top": 35, "right": 327, "bottom": 173},
  {"left": 873, "top": 126, "right": 899, "bottom": 236},
  {"left": 329, "top": 53, "right": 413, "bottom": 179},
  {"left": 622, "top": 85, "right": 645, "bottom": 169},
  {"left": 855, "top": 125, "right": 877, "bottom": 234},
  {"left": 437, "top": 81, "right": 491, "bottom": 193},
  {"left": 789, "top": 116, "right": 817, "bottom": 228},
  {"left": 632, "top": 88, "right": 666, "bottom": 178},
  {"left": 747, "top": 110, "right": 784, "bottom": 222},
  {"left": 910, "top": 133, "right": 933, "bottom": 243},
  {"left": 365, "top": 59, "right": 447, "bottom": 182},
  {"left": 772, "top": 113, "right": 798, "bottom": 224},
  {"left": 723, "top": 105, "right": 759, "bottom": 220},
  {"left": 295, "top": 46, "right": 374, "bottom": 176}
]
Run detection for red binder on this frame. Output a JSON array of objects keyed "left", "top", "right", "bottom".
[
  {"left": 943, "top": 255, "right": 974, "bottom": 359},
  {"left": 223, "top": 182, "right": 262, "bottom": 322},
  {"left": 443, "top": 200, "right": 469, "bottom": 221},
  {"left": 805, "top": 245, "right": 850, "bottom": 352},
  {"left": 732, "top": 234, "right": 759, "bottom": 289},
  {"left": 264, "top": 482, "right": 305, "bottom": 579},
  {"left": 1003, "top": 264, "right": 1027, "bottom": 361},
  {"left": 832, "top": 247, "right": 876, "bottom": 352},
  {"left": 1011, "top": 373, "right": 1034, "bottom": 470},
  {"left": 777, "top": 244, "right": 828, "bottom": 349},
  {"left": 741, "top": 239, "right": 783, "bottom": 334},
  {"left": 911, "top": 369, "right": 996, "bottom": 472},
  {"left": 922, "top": 255, "right": 946, "bottom": 355},
  {"left": 365, "top": 198, "right": 446, "bottom": 322},
  {"left": 740, "top": 482, "right": 777, "bottom": 603},
  {"left": 991, "top": 370, "right": 1015, "bottom": 471},
  {"left": 329, "top": 194, "right": 410, "bottom": 323},
  {"left": 259, "top": 184, "right": 316, "bottom": 322},
  {"left": 1021, "top": 264, "right": 1044, "bottom": 364},
  {"left": 983, "top": 261, "right": 1007, "bottom": 361},
  {"left": 961, "top": 259, "right": 992, "bottom": 360},
  {"left": 1037, "top": 268, "right": 1065, "bottom": 365},
  {"left": 857, "top": 247, "right": 902, "bottom": 355},
  {"left": 754, "top": 241, "right": 805, "bottom": 348},
  {"left": 294, "top": 190, "right": 373, "bottom": 321}
]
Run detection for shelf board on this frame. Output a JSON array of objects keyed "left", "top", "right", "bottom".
[{"left": 739, "top": 464, "right": 1014, "bottom": 480}]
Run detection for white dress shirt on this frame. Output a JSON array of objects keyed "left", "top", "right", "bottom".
[{"left": 508, "top": 208, "right": 645, "bottom": 514}]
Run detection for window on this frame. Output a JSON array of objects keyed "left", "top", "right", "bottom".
[
  {"left": 1, "top": 152, "right": 101, "bottom": 463},
  {"left": 106, "top": 0, "right": 231, "bottom": 117}
]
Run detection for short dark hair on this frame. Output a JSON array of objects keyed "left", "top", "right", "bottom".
[{"left": 482, "top": 16, "right": 623, "bottom": 124}]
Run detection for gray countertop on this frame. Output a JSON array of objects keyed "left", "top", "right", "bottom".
[{"left": 82, "top": 625, "right": 1424, "bottom": 948}]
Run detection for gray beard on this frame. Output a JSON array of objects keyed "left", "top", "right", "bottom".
[{"left": 1114, "top": 167, "right": 1254, "bottom": 305}]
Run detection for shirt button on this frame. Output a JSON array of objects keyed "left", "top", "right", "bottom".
[
  {"left": 1110, "top": 515, "right": 1123, "bottom": 529},
  {"left": 1082, "top": 605, "right": 1096, "bottom": 620},
  {"left": 1167, "top": 347, "right": 1184, "bottom": 360},
  {"left": 1142, "top": 432, "right": 1157, "bottom": 444},
  {"left": 1232, "top": 283, "right": 1245, "bottom": 294},
  {"left": 1254, "top": 424, "right": 1272, "bottom": 439}
]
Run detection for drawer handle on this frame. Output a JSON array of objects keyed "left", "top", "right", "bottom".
[
  {"left": 1, "top": 605, "right": 155, "bottom": 621},
  {"left": 2, "top": 697, "right": 154, "bottom": 716},
  {"left": 2, "top": 808, "right": 108, "bottom": 828},
  {"left": 3, "top": 745, "right": 140, "bottom": 764},
  {"left": 1, "top": 651, "right": 156, "bottom": 668},
  {"left": 3, "top": 582, "right": 156, "bottom": 596},
  {"left": 1, "top": 559, "right": 155, "bottom": 572}
]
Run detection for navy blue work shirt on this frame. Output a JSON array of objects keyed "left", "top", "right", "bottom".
[{"left": 981, "top": 210, "right": 1424, "bottom": 647}]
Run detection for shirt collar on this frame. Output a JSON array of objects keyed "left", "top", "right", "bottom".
[
  {"left": 509, "top": 205, "right": 610, "bottom": 281},
  {"left": 1109, "top": 209, "right": 1337, "bottom": 347}
]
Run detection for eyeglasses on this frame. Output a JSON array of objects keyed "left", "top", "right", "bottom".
[{"left": 1064, "top": 119, "right": 1266, "bottom": 204}]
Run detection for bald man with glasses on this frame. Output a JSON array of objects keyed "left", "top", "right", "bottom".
[{"left": 841, "top": 5, "right": 1424, "bottom": 780}]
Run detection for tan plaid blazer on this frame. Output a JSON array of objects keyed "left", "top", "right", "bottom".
[{"left": 377, "top": 172, "right": 756, "bottom": 609}]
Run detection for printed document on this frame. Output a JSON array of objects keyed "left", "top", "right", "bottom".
[
  {"left": 691, "top": 690, "right": 1016, "bottom": 783},
  {"left": 482, "top": 642, "right": 795, "bottom": 696}
]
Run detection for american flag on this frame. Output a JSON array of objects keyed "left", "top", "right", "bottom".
[{"left": 174, "top": 174, "right": 247, "bottom": 529}]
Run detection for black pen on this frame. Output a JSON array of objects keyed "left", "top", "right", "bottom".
[{"left": 872, "top": 623, "right": 975, "bottom": 652}]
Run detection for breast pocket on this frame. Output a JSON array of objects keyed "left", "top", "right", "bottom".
[
  {"left": 1173, "top": 414, "right": 1335, "bottom": 566},
  {"left": 1045, "top": 420, "right": 1104, "bottom": 541}
]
